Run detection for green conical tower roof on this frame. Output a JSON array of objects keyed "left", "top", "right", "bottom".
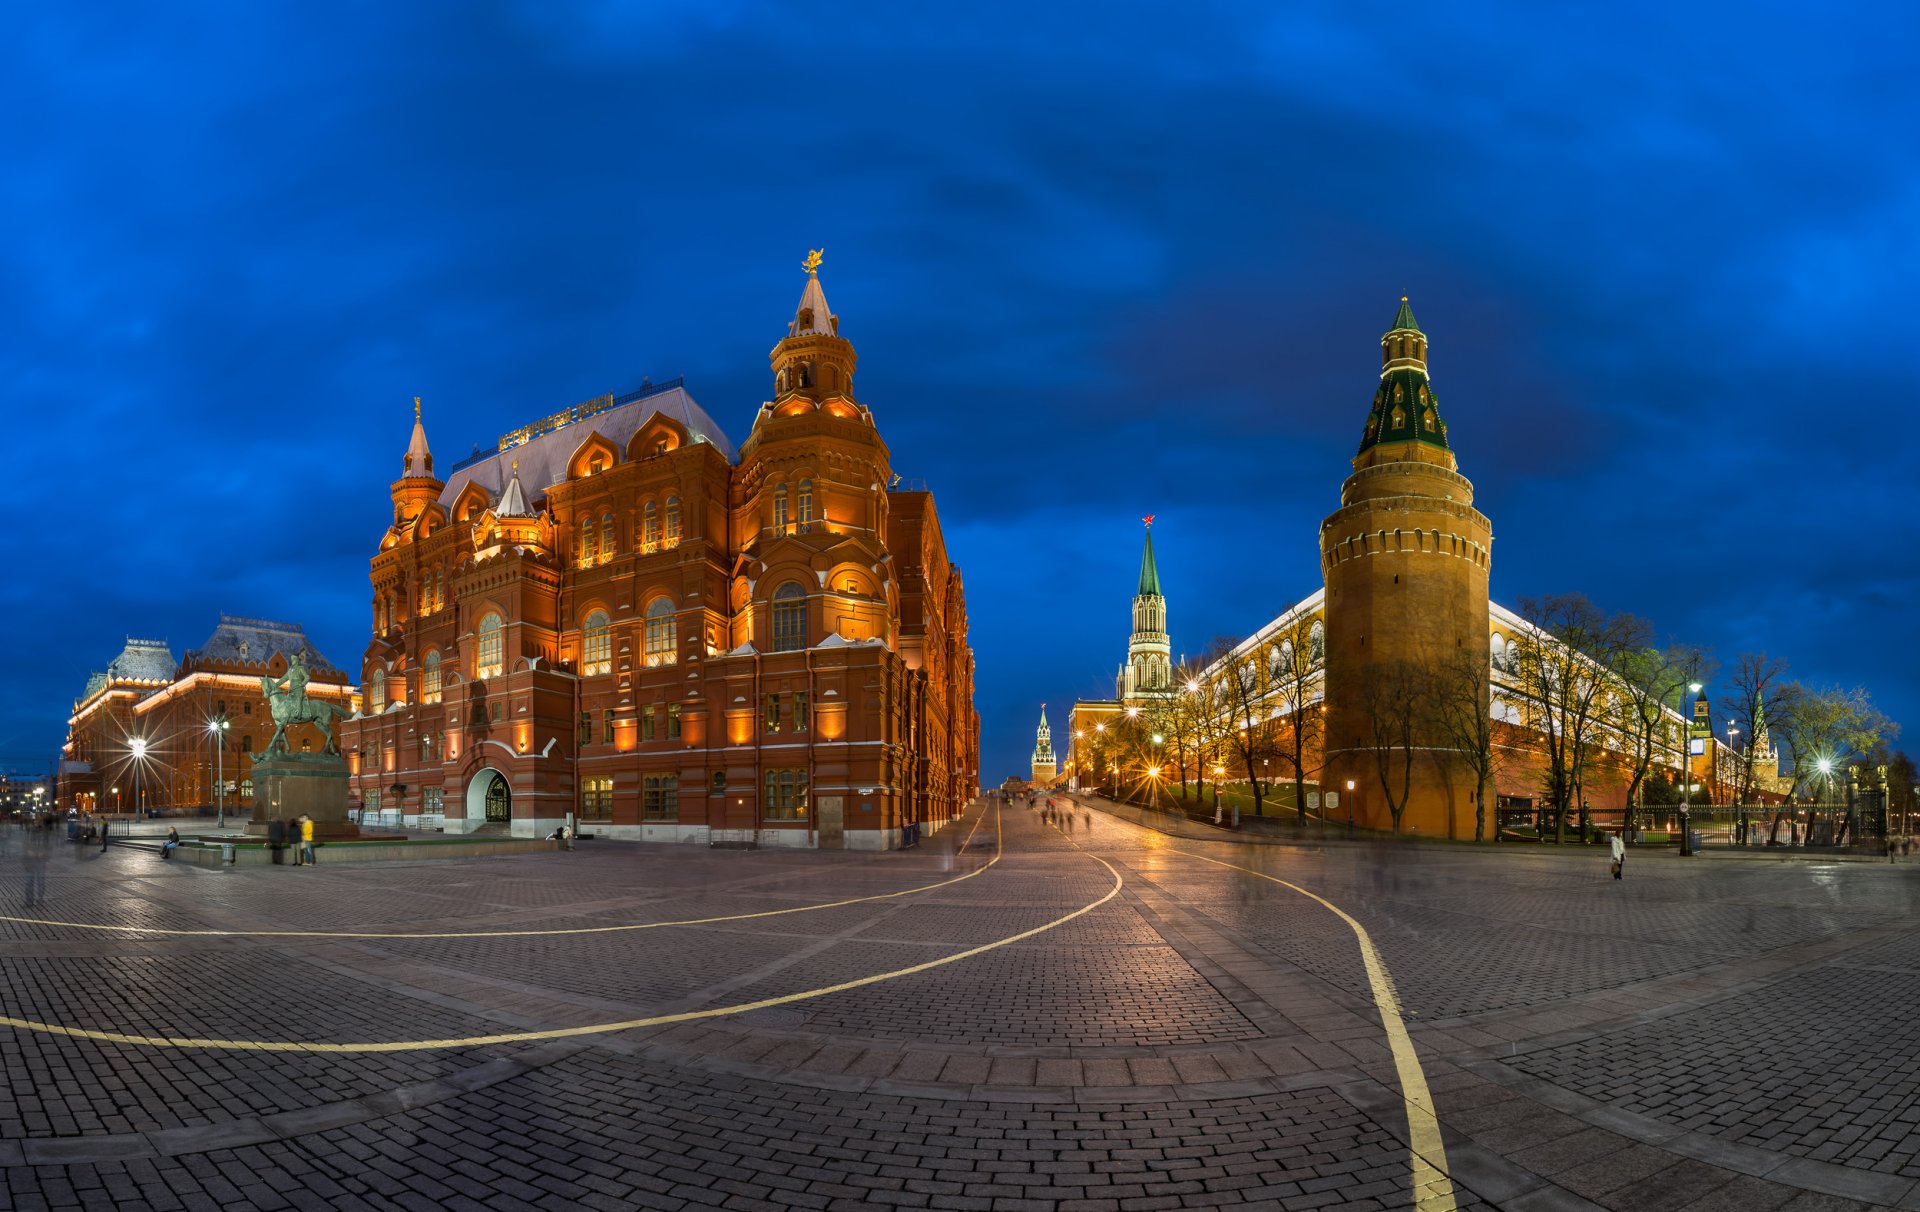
[
  {"left": 1137, "top": 524, "right": 1162, "bottom": 597},
  {"left": 1355, "top": 297, "right": 1450, "bottom": 458},
  {"left": 1391, "top": 295, "right": 1420, "bottom": 332}
]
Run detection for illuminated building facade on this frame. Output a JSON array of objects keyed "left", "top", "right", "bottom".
[
  {"left": 1073, "top": 299, "right": 1778, "bottom": 836},
  {"left": 338, "top": 258, "right": 978, "bottom": 849},
  {"left": 58, "top": 618, "right": 355, "bottom": 815}
]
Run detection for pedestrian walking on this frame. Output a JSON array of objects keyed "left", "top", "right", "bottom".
[
  {"left": 296, "top": 815, "right": 317, "bottom": 866},
  {"left": 1064, "top": 811, "right": 1074, "bottom": 837},
  {"left": 1082, "top": 807, "right": 1090, "bottom": 831},
  {"left": 100, "top": 817, "right": 110, "bottom": 851},
  {"left": 1609, "top": 832, "right": 1625, "bottom": 880},
  {"left": 22, "top": 822, "right": 50, "bottom": 907}
]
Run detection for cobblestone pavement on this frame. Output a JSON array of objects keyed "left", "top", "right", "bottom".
[{"left": 3, "top": 801, "right": 1919, "bottom": 1211}]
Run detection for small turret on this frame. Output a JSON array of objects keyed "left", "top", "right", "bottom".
[
  {"left": 770, "top": 249, "right": 858, "bottom": 406},
  {"left": 390, "top": 397, "right": 444, "bottom": 529}
]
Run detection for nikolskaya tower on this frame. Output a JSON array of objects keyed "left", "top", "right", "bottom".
[{"left": 1318, "top": 299, "right": 1493, "bottom": 831}]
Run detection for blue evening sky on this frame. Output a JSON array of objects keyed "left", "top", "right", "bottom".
[{"left": 3, "top": 2, "right": 1915, "bottom": 782}]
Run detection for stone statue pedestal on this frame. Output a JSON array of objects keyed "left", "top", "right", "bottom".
[{"left": 245, "top": 751, "right": 361, "bottom": 840}]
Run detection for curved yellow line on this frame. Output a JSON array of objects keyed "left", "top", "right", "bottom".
[
  {"left": 1168, "top": 846, "right": 1455, "bottom": 1212},
  {"left": 0, "top": 821, "right": 1118, "bottom": 1055},
  {"left": 0, "top": 806, "right": 998, "bottom": 940}
]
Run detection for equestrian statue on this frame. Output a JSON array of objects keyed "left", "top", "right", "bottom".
[{"left": 261, "top": 652, "right": 349, "bottom": 755}]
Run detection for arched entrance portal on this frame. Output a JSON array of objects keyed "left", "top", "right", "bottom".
[{"left": 465, "top": 767, "right": 511, "bottom": 826}]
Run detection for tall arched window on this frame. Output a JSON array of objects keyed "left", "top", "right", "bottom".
[
  {"left": 644, "top": 598, "right": 676, "bottom": 667},
  {"left": 664, "top": 496, "right": 681, "bottom": 547},
  {"left": 600, "top": 512, "right": 614, "bottom": 561},
  {"left": 771, "top": 582, "right": 807, "bottom": 652},
  {"left": 772, "top": 483, "right": 789, "bottom": 531},
  {"left": 643, "top": 501, "right": 659, "bottom": 551},
  {"left": 476, "top": 612, "right": 504, "bottom": 679},
  {"left": 798, "top": 479, "right": 814, "bottom": 526},
  {"left": 367, "top": 668, "right": 386, "bottom": 713},
  {"left": 583, "top": 610, "right": 612, "bottom": 675},
  {"left": 1308, "top": 620, "right": 1325, "bottom": 666},
  {"left": 579, "top": 517, "right": 598, "bottom": 567},
  {"left": 422, "top": 651, "right": 443, "bottom": 704}
]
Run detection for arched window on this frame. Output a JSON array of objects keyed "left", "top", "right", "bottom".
[
  {"left": 771, "top": 582, "right": 807, "bottom": 652},
  {"left": 643, "top": 501, "right": 659, "bottom": 551},
  {"left": 772, "top": 483, "right": 789, "bottom": 531},
  {"left": 798, "top": 479, "right": 814, "bottom": 526},
  {"left": 578, "top": 517, "right": 598, "bottom": 567},
  {"left": 239, "top": 778, "right": 254, "bottom": 799},
  {"left": 422, "top": 651, "right": 442, "bottom": 704},
  {"left": 582, "top": 610, "right": 612, "bottom": 675},
  {"left": 1422, "top": 408, "right": 1436, "bottom": 432},
  {"left": 600, "top": 512, "right": 614, "bottom": 561},
  {"left": 1280, "top": 639, "right": 1295, "bottom": 671},
  {"left": 1490, "top": 632, "right": 1505, "bottom": 671},
  {"left": 664, "top": 496, "right": 682, "bottom": 548},
  {"left": 644, "top": 598, "right": 676, "bottom": 667},
  {"left": 1390, "top": 405, "right": 1406, "bottom": 428},
  {"left": 367, "top": 668, "right": 386, "bottom": 713},
  {"left": 1308, "top": 620, "right": 1325, "bottom": 666},
  {"left": 476, "top": 612, "right": 504, "bottom": 679}
]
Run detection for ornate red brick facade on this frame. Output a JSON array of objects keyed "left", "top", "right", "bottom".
[{"left": 339, "top": 260, "right": 978, "bottom": 848}]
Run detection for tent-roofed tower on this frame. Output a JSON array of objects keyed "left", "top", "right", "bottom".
[
  {"left": 390, "top": 396, "right": 444, "bottom": 529},
  {"left": 1031, "top": 705, "right": 1058, "bottom": 786},
  {"left": 1121, "top": 517, "right": 1172, "bottom": 702},
  {"left": 1319, "top": 298, "right": 1493, "bottom": 831}
]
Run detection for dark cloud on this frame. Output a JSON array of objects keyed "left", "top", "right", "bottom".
[{"left": 4, "top": 2, "right": 1915, "bottom": 779}]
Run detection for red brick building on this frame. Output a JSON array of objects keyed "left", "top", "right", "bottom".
[
  {"left": 339, "top": 259, "right": 978, "bottom": 848},
  {"left": 59, "top": 619, "right": 355, "bottom": 816}
]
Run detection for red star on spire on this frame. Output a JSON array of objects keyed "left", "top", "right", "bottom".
[{"left": 1143, "top": 514, "right": 1155, "bottom": 527}]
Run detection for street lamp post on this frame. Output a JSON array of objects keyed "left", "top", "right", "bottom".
[
  {"left": 209, "top": 716, "right": 230, "bottom": 830},
  {"left": 1149, "top": 733, "right": 1164, "bottom": 812},
  {"left": 129, "top": 737, "right": 148, "bottom": 825},
  {"left": 1345, "top": 778, "right": 1355, "bottom": 838},
  {"left": 1679, "top": 681, "right": 1701, "bottom": 856}
]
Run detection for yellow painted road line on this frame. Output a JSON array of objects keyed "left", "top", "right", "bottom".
[
  {"left": 1168, "top": 846, "right": 1456, "bottom": 1212},
  {"left": 0, "top": 825, "right": 1120, "bottom": 1055},
  {"left": 0, "top": 804, "right": 999, "bottom": 940}
]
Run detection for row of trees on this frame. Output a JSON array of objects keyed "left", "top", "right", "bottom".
[{"left": 1076, "top": 593, "right": 1903, "bottom": 845}]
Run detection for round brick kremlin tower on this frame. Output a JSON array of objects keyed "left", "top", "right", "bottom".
[{"left": 1319, "top": 299, "right": 1493, "bottom": 834}]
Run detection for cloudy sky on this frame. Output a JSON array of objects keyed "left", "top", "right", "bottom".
[{"left": 4, "top": 2, "right": 1915, "bottom": 781}]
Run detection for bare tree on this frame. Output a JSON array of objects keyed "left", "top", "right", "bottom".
[
  {"left": 1719, "top": 653, "right": 1788, "bottom": 807},
  {"left": 1209, "top": 636, "right": 1278, "bottom": 816},
  {"left": 1359, "top": 660, "right": 1431, "bottom": 834},
  {"left": 1613, "top": 643, "right": 1708, "bottom": 844},
  {"left": 1261, "top": 614, "right": 1325, "bottom": 824},
  {"left": 1508, "top": 595, "right": 1640, "bottom": 843},
  {"left": 1427, "top": 647, "right": 1499, "bottom": 842}
]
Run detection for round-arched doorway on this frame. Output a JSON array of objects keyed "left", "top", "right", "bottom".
[{"left": 466, "top": 768, "right": 511, "bottom": 825}]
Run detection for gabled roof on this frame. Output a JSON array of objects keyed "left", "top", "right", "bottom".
[{"left": 496, "top": 462, "right": 536, "bottom": 518}]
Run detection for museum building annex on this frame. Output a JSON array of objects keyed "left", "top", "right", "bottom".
[{"left": 339, "top": 258, "right": 979, "bottom": 848}]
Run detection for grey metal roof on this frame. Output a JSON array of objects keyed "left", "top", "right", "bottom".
[
  {"left": 440, "top": 384, "right": 739, "bottom": 514},
  {"left": 187, "top": 615, "right": 341, "bottom": 674},
  {"left": 106, "top": 638, "right": 177, "bottom": 683}
]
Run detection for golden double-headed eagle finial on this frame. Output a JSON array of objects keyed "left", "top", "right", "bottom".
[
  {"left": 802, "top": 248, "right": 824, "bottom": 275},
  {"left": 413, "top": 395, "right": 422, "bottom": 420}
]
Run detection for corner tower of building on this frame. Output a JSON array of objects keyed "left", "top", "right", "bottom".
[
  {"left": 1123, "top": 519, "right": 1172, "bottom": 701},
  {"left": 1031, "top": 705, "right": 1058, "bottom": 786},
  {"left": 1319, "top": 299, "right": 1493, "bottom": 833},
  {"left": 390, "top": 396, "right": 444, "bottom": 528}
]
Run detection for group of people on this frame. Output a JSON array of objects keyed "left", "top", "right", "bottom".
[{"left": 1035, "top": 795, "right": 1092, "bottom": 836}]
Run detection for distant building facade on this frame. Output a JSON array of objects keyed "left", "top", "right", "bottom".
[
  {"left": 59, "top": 618, "right": 355, "bottom": 815},
  {"left": 338, "top": 259, "right": 978, "bottom": 849}
]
